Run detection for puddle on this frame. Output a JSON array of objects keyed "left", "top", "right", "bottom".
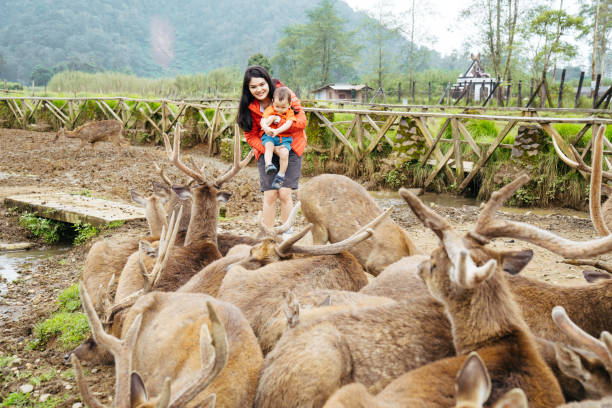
[
  {"left": 369, "top": 190, "right": 589, "bottom": 219},
  {"left": 0, "top": 246, "right": 71, "bottom": 294}
]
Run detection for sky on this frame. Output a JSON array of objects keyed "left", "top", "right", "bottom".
[{"left": 343, "top": 0, "right": 586, "bottom": 62}]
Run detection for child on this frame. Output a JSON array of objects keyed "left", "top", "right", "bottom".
[{"left": 260, "top": 86, "right": 296, "bottom": 189}]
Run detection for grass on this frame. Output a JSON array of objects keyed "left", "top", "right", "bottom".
[
  {"left": 28, "top": 285, "right": 89, "bottom": 351},
  {"left": 18, "top": 213, "right": 66, "bottom": 244},
  {"left": 0, "top": 391, "right": 64, "bottom": 407}
]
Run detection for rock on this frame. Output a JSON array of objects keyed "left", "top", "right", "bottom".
[
  {"left": 40, "top": 394, "right": 51, "bottom": 402},
  {"left": 19, "top": 383, "right": 34, "bottom": 393},
  {"left": 65, "top": 383, "right": 72, "bottom": 390},
  {"left": 72, "top": 403, "right": 83, "bottom": 408},
  {"left": 0, "top": 242, "right": 35, "bottom": 250}
]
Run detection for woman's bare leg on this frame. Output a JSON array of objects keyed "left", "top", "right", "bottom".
[
  {"left": 278, "top": 188, "right": 293, "bottom": 223},
  {"left": 263, "top": 190, "right": 279, "bottom": 228}
]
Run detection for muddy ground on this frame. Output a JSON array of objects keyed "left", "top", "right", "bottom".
[{"left": 0, "top": 128, "right": 607, "bottom": 406}]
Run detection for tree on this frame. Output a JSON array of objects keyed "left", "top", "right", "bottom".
[
  {"left": 30, "top": 64, "right": 53, "bottom": 86},
  {"left": 247, "top": 53, "right": 273, "bottom": 75},
  {"left": 580, "top": 0, "right": 612, "bottom": 88},
  {"left": 461, "top": 0, "right": 520, "bottom": 81},
  {"left": 523, "top": 6, "right": 587, "bottom": 79},
  {"left": 274, "top": 0, "right": 360, "bottom": 89}
]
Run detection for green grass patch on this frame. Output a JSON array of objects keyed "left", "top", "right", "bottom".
[
  {"left": 72, "top": 222, "right": 98, "bottom": 245},
  {"left": 18, "top": 212, "right": 68, "bottom": 244},
  {"left": 57, "top": 284, "right": 81, "bottom": 313},
  {"left": 0, "top": 391, "right": 64, "bottom": 407},
  {"left": 29, "top": 368, "right": 57, "bottom": 386},
  {"left": 0, "top": 354, "right": 19, "bottom": 368},
  {"left": 28, "top": 312, "right": 89, "bottom": 351}
]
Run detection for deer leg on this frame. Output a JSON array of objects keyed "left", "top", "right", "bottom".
[
  {"left": 77, "top": 139, "right": 88, "bottom": 151},
  {"left": 310, "top": 224, "right": 329, "bottom": 244}
]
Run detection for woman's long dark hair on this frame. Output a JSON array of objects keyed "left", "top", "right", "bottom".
[{"left": 237, "top": 66, "right": 275, "bottom": 132}]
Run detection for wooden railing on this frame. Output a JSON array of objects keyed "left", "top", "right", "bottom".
[{"left": 2, "top": 96, "right": 612, "bottom": 193}]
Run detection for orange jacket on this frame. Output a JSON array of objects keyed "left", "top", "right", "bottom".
[{"left": 244, "top": 83, "right": 307, "bottom": 159}]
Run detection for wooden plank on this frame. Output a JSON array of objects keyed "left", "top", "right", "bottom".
[
  {"left": 414, "top": 116, "right": 455, "bottom": 182},
  {"left": 572, "top": 124, "right": 592, "bottom": 146},
  {"left": 168, "top": 103, "right": 187, "bottom": 129},
  {"left": 313, "top": 111, "right": 357, "bottom": 156},
  {"left": 366, "top": 115, "right": 398, "bottom": 154},
  {"left": 100, "top": 100, "right": 122, "bottom": 122},
  {"left": 138, "top": 107, "right": 164, "bottom": 135},
  {"left": 25, "top": 100, "right": 42, "bottom": 123},
  {"left": 425, "top": 145, "right": 454, "bottom": 187},
  {"left": 44, "top": 101, "right": 68, "bottom": 123},
  {"left": 419, "top": 117, "right": 449, "bottom": 165},
  {"left": 347, "top": 115, "right": 360, "bottom": 151},
  {"left": 197, "top": 108, "right": 212, "bottom": 128},
  {"left": 451, "top": 118, "right": 464, "bottom": 184},
  {"left": 95, "top": 101, "right": 111, "bottom": 120},
  {"left": 457, "top": 117, "right": 520, "bottom": 193},
  {"left": 456, "top": 120, "right": 482, "bottom": 158},
  {"left": 364, "top": 114, "right": 381, "bottom": 133},
  {"left": 4, "top": 193, "right": 145, "bottom": 228}
]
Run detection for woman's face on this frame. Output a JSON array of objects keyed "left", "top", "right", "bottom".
[{"left": 249, "top": 77, "right": 270, "bottom": 101}]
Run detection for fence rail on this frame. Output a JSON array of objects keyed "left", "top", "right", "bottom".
[{"left": 1, "top": 96, "right": 610, "bottom": 193}]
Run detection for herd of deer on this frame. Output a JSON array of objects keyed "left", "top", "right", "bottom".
[{"left": 60, "top": 121, "right": 612, "bottom": 407}]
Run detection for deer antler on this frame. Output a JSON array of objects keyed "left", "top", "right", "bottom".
[
  {"left": 168, "top": 301, "right": 229, "bottom": 408},
  {"left": 259, "top": 202, "right": 302, "bottom": 238},
  {"left": 278, "top": 206, "right": 393, "bottom": 256},
  {"left": 213, "top": 124, "right": 254, "bottom": 188},
  {"left": 163, "top": 125, "right": 206, "bottom": 183},
  {"left": 587, "top": 126, "right": 611, "bottom": 236},
  {"left": 72, "top": 283, "right": 143, "bottom": 408},
  {"left": 153, "top": 162, "right": 174, "bottom": 186},
  {"left": 552, "top": 306, "right": 612, "bottom": 370},
  {"left": 470, "top": 174, "right": 612, "bottom": 258},
  {"left": 139, "top": 205, "right": 183, "bottom": 291}
]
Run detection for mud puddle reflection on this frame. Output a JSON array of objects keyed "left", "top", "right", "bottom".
[
  {"left": 0, "top": 246, "right": 71, "bottom": 295},
  {"left": 369, "top": 190, "right": 589, "bottom": 219}
]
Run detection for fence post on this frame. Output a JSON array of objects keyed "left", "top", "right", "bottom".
[
  {"left": 398, "top": 82, "right": 401, "bottom": 103},
  {"left": 557, "top": 69, "right": 566, "bottom": 108},
  {"left": 593, "top": 73, "right": 601, "bottom": 108},
  {"left": 496, "top": 77, "right": 503, "bottom": 106},
  {"left": 517, "top": 80, "right": 522, "bottom": 107},
  {"left": 412, "top": 80, "right": 416, "bottom": 102},
  {"left": 540, "top": 72, "right": 546, "bottom": 108},
  {"left": 447, "top": 81, "right": 451, "bottom": 105},
  {"left": 506, "top": 83, "right": 511, "bottom": 104},
  {"left": 575, "top": 72, "right": 584, "bottom": 107},
  {"left": 428, "top": 82, "right": 431, "bottom": 104}
]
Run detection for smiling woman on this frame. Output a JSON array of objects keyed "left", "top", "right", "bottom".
[{"left": 237, "top": 66, "right": 308, "bottom": 233}]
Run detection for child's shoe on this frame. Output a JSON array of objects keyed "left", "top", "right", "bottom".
[
  {"left": 271, "top": 174, "right": 285, "bottom": 189},
  {"left": 265, "top": 163, "right": 277, "bottom": 174}
]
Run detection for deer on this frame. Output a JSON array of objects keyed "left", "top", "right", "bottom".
[
  {"left": 453, "top": 352, "right": 528, "bottom": 408},
  {"left": 297, "top": 173, "right": 420, "bottom": 276},
  {"left": 321, "top": 180, "right": 565, "bottom": 408},
  {"left": 259, "top": 289, "right": 396, "bottom": 355},
  {"left": 72, "top": 281, "right": 262, "bottom": 408},
  {"left": 254, "top": 175, "right": 612, "bottom": 408},
  {"left": 217, "top": 212, "right": 389, "bottom": 343},
  {"left": 54, "top": 120, "right": 130, "bottom": 154},
  {"left": 80, "top": 184, "right": 171, "bottom": 316},
  {"left": 552, "top": 306, "right": 612, "bottom": 404}
]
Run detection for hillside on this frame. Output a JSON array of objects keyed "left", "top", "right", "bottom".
[{"left": 0, "top": 0, "right": 460, "bottom": 83}]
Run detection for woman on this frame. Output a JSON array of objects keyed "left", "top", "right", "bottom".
[{"left": 237, "top": 66, "right": 307, "bottom": 234}]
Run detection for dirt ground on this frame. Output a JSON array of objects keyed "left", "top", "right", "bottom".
[{"left": 0, "top": 128, "right": 607, "bottom": 406}]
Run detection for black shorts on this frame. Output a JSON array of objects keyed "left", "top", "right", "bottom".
[{"left": 257, "top": 150, "right": 302, "bottom": 192}]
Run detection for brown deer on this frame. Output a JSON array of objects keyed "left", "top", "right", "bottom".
[
  {"left": 552, "top": 306, "right": 612, "bottom": 403},
  {"left": 453, "top": 352, "right": 528, "bottom": 408},
  {"left": 321, "top": 181, "right": 564, "bottom": 408},
  {"left": 297, "top": 174, "right": 420, "bottom": 276},
  {"left": 54, "top": 120, "right": 130, "bottom": 154},
  {"left": 80, "top": 184, "right": 171, "bottom": 315},
  {"left": 218, "top": 218, "right": 384, "bottom": 342},
  {"left": 72, "top": 282, "right": 262, "bottom": 407},
  {"left": 255, "top": 176, "right": 612, "bottom": 407}
]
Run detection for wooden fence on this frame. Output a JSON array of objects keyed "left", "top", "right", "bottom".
[{"left": 2, "top": 96, "right": 612, "bottom": 193}]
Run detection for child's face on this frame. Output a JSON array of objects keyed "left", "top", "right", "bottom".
[{"left": 273, "top": 98, "right": 290, "bottom": 114}]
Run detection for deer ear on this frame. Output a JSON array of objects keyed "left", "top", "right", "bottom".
[
  {"left": 151, "top": 181, "right": 171, "bottom": 197},
  {"left": 500, "top": 249, "right": 533, "bottom": 275},
  {"left": 554, "top": 342, "right": 590, "bottom": 383},
  {"left": 582, "top": 269, "right": 612, "bottom": 283},
  {"left": 130, "top": 190, "right": 147, "bottom": 206},
  {"left": 217, "top": 191, "right": 232, "bottom": 203},
  {"left": 140, "top": 240, "right": 158, "bottom": 257},
  {"left": 492, "top": 388, "right": 528, "bottom": 408},
  {"left": 455, "top": 352, "right": 491, "bottom": 407},
  {"left": 130, "top": 372, "right": 148, "bottom": 406},
  {"left": 172, "top": 186, "right": 192, "bottom": 200}
]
